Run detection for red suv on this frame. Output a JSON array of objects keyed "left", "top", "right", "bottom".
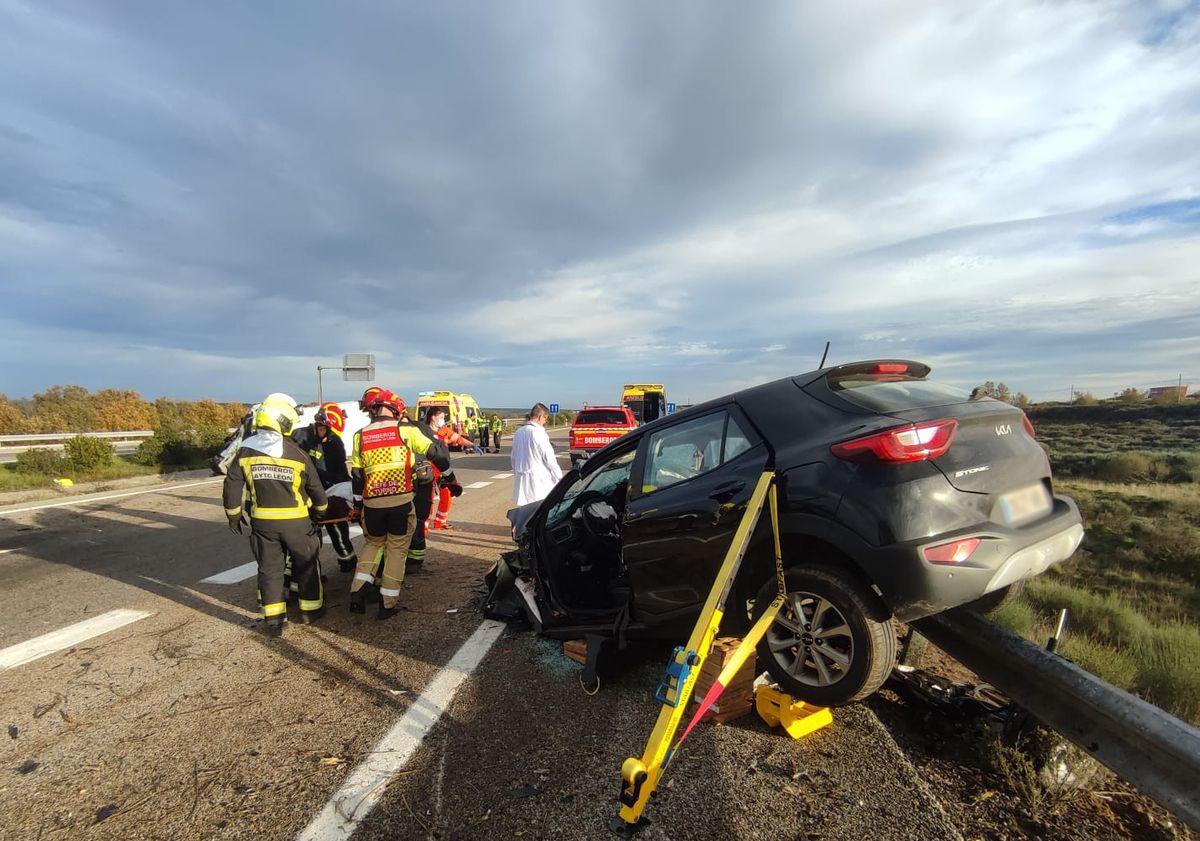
[{"left": 569, "top": 406, "right": 637, "bottom": 468}]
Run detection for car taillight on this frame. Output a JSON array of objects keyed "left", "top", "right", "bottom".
[
  {"left": 872, "top": 363, "right": 909, "bottom": 374},
  {"left": 1021, "top": 413, "right": 1036, "bottom": 439},
  {"left": 830, "top": 419, "right": 958, "bottom": 463},
  {"left": 923, "top": 537, "right": 980, "bottom": 564}
]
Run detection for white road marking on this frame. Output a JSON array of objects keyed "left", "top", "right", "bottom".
[
  {"left": 0, "top": 478, "right": 222, "bottom": 516},
  {"left": 464, "top": 481, "right": 492, "bottom": 489},
  {"left": 0, "top": 608, "right": 154, "bottom": 670},
  {"left": 295, "top": 619, "right": 506, "bottom": 841},
  {"left": 489, "top": 473, "right": 512, "bottom": 479},
  {"left": 199, "top": 561, "right": 259, "bottom": 585}
]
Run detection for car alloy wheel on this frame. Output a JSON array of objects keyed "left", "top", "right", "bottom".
[
  {"left": 753, "top": 565, "right": 897, "bottom": 706},
  {"left": 765, "top": 592, "right": 854, "bottom": 687}
]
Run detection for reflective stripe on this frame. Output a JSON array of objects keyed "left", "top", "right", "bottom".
[
  {"left": 256, "top": 507, "right": 310, "bottom": 520},
  {"left": 407, "top": 550, "right": 426, "bottom": 559},
  {"left": 379, "top": 587, "right": 400, "bottom": 597},
  {"left": 262, "top": 602, "right": 287, "bottom": 617},
  {"left": 224, "top": 506, "right": 243, "bottom": 516},
  {"left": 238, "top": 455, "right": 308, "bottom": 518},
  {"left": 299, "top": 598, "right": 323, "bottom": 612},
  {"left": 354, "top": 572, "right": 375, "bottom": 584}
]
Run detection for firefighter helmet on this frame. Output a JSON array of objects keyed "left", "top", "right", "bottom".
[
  {"left": 316, "top": 402, "right": 346, "bottom": 435},
  {"left": 359, "top": 386, "right": 384, "bottom": 411},
  {"left": 366, "top": 389, "right": 405, "bottom": 418},
  {"left": 254, "top": 394, "right": 299, "bottom": 435}
]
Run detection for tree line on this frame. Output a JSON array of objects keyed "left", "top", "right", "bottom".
[{"left": 0, "top": 386, "right": 246, "bottom": 435}]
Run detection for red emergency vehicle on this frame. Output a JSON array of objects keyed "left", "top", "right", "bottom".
[{"left": 568, "top": 406, "right": 637, "bottom": 468}]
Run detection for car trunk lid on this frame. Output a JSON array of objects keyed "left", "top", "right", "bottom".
[{"left": 885, "top": 400, "right": 1048, "bottom": 494}]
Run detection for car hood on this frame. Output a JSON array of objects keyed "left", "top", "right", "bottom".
[{"left": 507, "top": 500, "right": 543, "bottom": 540}]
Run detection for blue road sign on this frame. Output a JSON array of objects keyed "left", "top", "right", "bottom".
[
  {"left": 549, "top": 403, "right": 560, "bottom": 414},
  {"left": 667, "top": 402, "right": 677, "bottom": 414}
]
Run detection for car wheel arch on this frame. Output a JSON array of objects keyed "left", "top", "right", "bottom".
[{"left": 737, "top": 532, "right": 892, "bottom": 623}]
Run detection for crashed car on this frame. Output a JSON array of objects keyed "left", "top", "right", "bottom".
[{"left": 489, "top": 360, "right": 1083, "bottom": 706}]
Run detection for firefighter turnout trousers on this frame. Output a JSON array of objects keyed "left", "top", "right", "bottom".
[
  {"left": 325, "top": 520, "right": 357, "bottom": 564},
  {"left": 252, "top": 519, "right": 323, "bottom": 625},
  {"left": 409, "top": 481, "right": 434, "bottom": 565},
  {"left": 354, "top": 501, "right": 415, "bottom": 609}
]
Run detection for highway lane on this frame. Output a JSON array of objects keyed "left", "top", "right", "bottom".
[{"left": 0, "top": 430, "right": 961, "bottom": 840}]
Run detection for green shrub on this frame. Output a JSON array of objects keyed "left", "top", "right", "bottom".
[
  {"left": 14, "top": 447, "right": 65, "bottom": 475},
  {"left": 63, "top": 435, "right": 113, "bottom": 471},
  {"left": 1130, "top": 623, "right": 1200, "bottom": 724},
  {"left": 991, "top": 599, "right": 1036, "bottom": 637},
  {"left": 1025, "top": 578, "right": 1150, "bottom": 646},
  {"left": 1059, "top": 635, "right": 1139, "bottom": 689},
  {"left": 1095, "top": 452, "right": 1152, "bottom": 483},
  {"left": 135, "top": 426, "right": 230, "bottom": 469}
]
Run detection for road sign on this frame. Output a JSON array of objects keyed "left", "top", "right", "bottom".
[
  {"left": 549, "top": 403, "right": 560, "bottom": 414},
  {"left": 342, "top": 353, "right": 375, "bottom": 381},
  {"left": 667, "top": 403, "right": 677, "bottom": 414}
]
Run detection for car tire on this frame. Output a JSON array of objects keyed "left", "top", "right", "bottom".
[
  {"left": 752, "top": 566, "right": 897, "bottom": 707},
  {"left": 965, "top": 579, "right": 1025, "bottom": 614}
]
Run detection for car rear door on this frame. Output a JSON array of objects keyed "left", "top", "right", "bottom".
[{"left": 621, "top": 405, "right": 769, "bottom": 624}]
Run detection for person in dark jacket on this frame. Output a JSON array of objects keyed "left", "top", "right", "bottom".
[
  {"left": 223, "top": 396, "right": 328, "bottom": 636},
  {"left": 292, "top": 403, "right": 357, "bottom": 571}
]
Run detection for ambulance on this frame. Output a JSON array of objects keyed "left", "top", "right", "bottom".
[{"left": 620, "top": 384, "right": 667, "bottom": 425}]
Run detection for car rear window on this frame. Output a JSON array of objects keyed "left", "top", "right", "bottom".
[
  {"left": 827, "top": 375, "right": 971, "bottom": 412},
  {"left": 576, "top": 409, "right": 628, "bottom": 425}
]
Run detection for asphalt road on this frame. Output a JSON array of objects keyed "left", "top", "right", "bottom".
[{"left": 0, "top": 430, "right": 960, "bottom": 840}]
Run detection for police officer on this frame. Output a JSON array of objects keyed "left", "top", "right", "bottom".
[
  {"left": 350, "top": 389, "right": 450, "bottom": 619},
  {"left": 292, "top": 402, "right": 357, "bottom": 572},
  {"left": 223, "top": 395, "right": 328, "bottom": 636}
]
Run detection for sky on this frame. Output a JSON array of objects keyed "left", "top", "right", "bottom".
[{"left": 1, "top": 1, "right": 1198, "bottom": 407}]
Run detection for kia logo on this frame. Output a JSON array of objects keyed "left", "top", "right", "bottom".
[{"left": 995, "top": 424, "right": 1012, "bottom": 436}]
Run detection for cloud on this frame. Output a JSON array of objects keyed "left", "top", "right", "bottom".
[{"left": 0, "top": 0, "right": 1197, "bottom": 406}]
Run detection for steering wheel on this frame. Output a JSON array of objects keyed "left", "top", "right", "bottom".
[{"left": 573, "top": 489, "right": 620, "bottom": 543}]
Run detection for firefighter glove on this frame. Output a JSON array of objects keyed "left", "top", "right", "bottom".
[{"left": 227, "top": 513, "right": 245, "bottom": 535}]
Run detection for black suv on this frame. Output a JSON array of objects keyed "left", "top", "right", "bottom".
[{"left": 490, "top": 360, "right": 1083, "bottom": 706}]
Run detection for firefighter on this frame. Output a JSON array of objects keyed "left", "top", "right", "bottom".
[
  {"left": 292, "top": 402, "right": 357, "bottom": 572},
  {"left": 400, "top": 406, "right": 440, "bottom": 571},
  {"left": 223, "top": 394, "right": 328, "bottom": 637},
  {"left": 490, "top": 414, "right": 504, "bottom": 453},
  {"left": 350, "top": 389, "right": 450, "bottom": 619},
  {"left": 424, "top": 407, "right": 479, "bottom": 530}
]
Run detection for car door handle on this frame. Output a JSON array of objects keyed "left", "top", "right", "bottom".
[{"left": 709, "top": 480, "right": 745, "bottom": 502}]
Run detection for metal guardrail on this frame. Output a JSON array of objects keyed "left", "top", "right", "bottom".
[
  {"left": 0, "top": 431, "right": 154, "bottom": 446},
  {"left": 913, "top": 607, "right": 1200, "bottom": 829}
]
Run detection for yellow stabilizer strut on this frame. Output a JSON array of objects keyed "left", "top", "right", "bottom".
[{"left": 616, "top": 471, "right": 776, "bottom": 828}]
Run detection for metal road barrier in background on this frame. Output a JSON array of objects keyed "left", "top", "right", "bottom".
[
  {"left": 0, "top": 431, "right": 155, "bottom": 457},
  {"left": 913, "top": 607, "right": 1200, "bottom": 829},
  {"left": 0, "top": 431, "right": 155, "bottom": 445}
]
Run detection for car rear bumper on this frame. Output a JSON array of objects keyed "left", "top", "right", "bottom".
[{"left": 843, "top": 494, "right": 1084, "bottom": 622}]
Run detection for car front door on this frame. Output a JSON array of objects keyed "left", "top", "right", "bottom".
[{"left": 621, "top": 406, "right": 769, "bottom": 624}]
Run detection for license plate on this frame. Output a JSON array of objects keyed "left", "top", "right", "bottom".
[{"left": 999, "top": 483, "right": 1052, "bottom": 525}]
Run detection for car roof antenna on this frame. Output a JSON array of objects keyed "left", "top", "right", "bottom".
[{"left": 818, "top": 340, "right": 831, "bottom": 369}]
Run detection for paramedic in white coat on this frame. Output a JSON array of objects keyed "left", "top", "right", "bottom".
[{"left": 511, "top": 403, "right": 563, "bottom": 506}]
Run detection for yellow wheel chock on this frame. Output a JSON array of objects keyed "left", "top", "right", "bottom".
[{"left": 755, "top": 684, "right": 833, "bottom": 739}]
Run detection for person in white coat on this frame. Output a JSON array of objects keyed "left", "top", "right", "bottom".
[{"left": 511, "top": 403, "right": 563, "bottom": 506}]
